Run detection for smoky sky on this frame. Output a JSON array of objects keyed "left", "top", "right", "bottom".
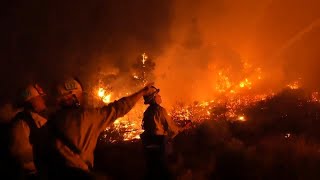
[
  {"left": 1, "top": 0, "right": 320, "bottom": 105},
  {"left": 155, "top": 0, "right": 320, "bottom": 105}
]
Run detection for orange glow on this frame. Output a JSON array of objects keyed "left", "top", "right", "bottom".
[
  {"left": 237, "top": 115, "right": 246, "bottom": 122},
  {"left": 215, "top": 71, "right": 232, "bottom": 93},
  {"left": 98, "top": 88, "right": 112, "bottom": 104},
  {"left": 239, "top": 79, "right": 252, "bottom": 89},
  {"left": 111, "top": 117, "right": 143, "bottom": 141},
  {"left": 94, "top": 50, "right": 318, "bottom": 143},
  {"left": 98, "top": 87, "right": 146, "bottom": 142},
  {"left": 311, "top": 92, "right": 320, "bottom": 102},
  {"left": 133, "top": 75, "right": 139, "bottom": 79},
  {"left": 287, "top": 81, "right": 300, "bottom": 89},
  {"left": 102, "top": 94, "right": 111, "bottom": 104}
]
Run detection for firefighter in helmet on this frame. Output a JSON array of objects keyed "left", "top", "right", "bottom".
[
  {"left": 46, "top": 78, "right": 154, "bottom": 179},
  {"left": 140, "top": 86, "right": 181, "bottom": 180},
  {"left": 9, "top": 83, "right": 48, "bottom": 179}
]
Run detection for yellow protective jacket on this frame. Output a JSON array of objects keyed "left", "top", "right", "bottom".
[
  {"left": 48, "top": 96, "right": 138, "bottom": 171},
  {"left": 9, "top": 111, "right": 47, "bottom": 174},
  {"left": 142, "top": 104, "right": 180, "bottom": 138}
]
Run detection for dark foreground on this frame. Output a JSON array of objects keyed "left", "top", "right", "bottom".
[
  {"left": 2, "top": 89, "right": 320, "bottom": 179},
  {"left": 95, "top": 89, "right": 320, "bottom": 180}
]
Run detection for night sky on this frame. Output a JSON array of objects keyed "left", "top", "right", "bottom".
[{"left": 0, "top": 0, "right": 172, "bottom": 102}]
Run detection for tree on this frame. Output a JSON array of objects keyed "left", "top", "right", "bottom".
[{"left": 131, "top": 53, "right": 156, "bottom": 87}]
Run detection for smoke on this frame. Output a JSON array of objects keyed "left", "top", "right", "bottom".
[
  {"left": 1, "top": 0, "right": 320, "bottom": 108},
  {"left": 155, "top": 0, "right": 320, "bottom": 106}
]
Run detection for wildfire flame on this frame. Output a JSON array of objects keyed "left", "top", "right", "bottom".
[
  {"left": 98, "top": 88, "right": 112, "bottom": 104},
  {"left": 287, "top": 81, "right": 300, "bottom": 90},
  {"left": 216, "top": 71, "right": 232, "bottom": 93},
  {"left": 97, "top": 87, "right": 145, "bottom": 142},
  {"left": 239, "top": 79, "right": 252, "bottom": 89},
  {"left": 94, "top": 53, "right": 320, "bottom": 143},
  {"left": 96, "top": 78, "right": 320, "bottom": 143}
]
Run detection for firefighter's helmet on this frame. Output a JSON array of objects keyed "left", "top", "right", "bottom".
[
  {"left": 21, "top": 84, "right": 46, "bottom": 102},
  {"left": 143, "top": 86, "right": 160, "bottom": 104},
  {"left": 56, "top": 78, "right": 83, "bottom": 98}
]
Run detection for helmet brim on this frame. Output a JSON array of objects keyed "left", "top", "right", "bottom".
[{"left": 143, "top": 89, "right": 160, "bottom": 104}]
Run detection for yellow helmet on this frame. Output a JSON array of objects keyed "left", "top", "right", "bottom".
[{"left": 21, "top": 84, "right": 46, "bottom": 102}]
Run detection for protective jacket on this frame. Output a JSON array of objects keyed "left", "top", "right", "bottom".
[
  {"left": 9, "top": 111, "right": 47, "bottom": 174},
  {"left": 142, "top": 104, "right": 180, "bottom": 138},
  {"left": 48, "top": 96, "right": 138, "bottom": 171}
]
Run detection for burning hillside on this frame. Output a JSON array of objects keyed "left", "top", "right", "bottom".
[
  {"left": 2, "top": 1, "right": 320, "bottom": 179},
  {"left": 88, "top": 53, "right": 320, "bottom": 143},
  {"left": 94, "top": 86, "right": 320, "bottom": 179}
]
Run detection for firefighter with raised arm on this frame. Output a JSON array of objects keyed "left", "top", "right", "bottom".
[
  {"left": 140, "top": 86, "right": 182, "bottom": 180},
  {"left": 46, "top": 78, "right": 154, "bottom": 179},
  {"left": 9, "top": 83, "right": 48, "bottom": 180}
]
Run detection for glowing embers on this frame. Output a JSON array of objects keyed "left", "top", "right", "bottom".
[
  {"left": 287, "top": 80, "right": 300, "bottom": 90},
  {"left": 239, "top": 79, "right": 252, "bottom": 89},
  {"left": 311, "top": 92, "right": 320, "bottom": 102},
  {"left": 112, "top": 117, "right": 143, "bottom": 141},
  {"left": 170, "top": 94, "right": 269, "bottom": 124},
  {"left": 96, "top": 87, "right": 145, "bottom": 142}
]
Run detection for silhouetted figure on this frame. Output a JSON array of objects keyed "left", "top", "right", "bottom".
[
  {"left": 9, "top": 84, "right": 48, "bottom": 180},
  {"left": 140, "top": 86, "right": 181, "bottom": 180}
]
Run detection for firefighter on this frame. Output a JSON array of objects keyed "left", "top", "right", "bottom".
[
  {"left": 9, "top": 83, "right": 48, "bottom": 180},
  {"left": 140, "top": 86, "right": 182, "bottom": 180},
  {"left": 46, "top": 78, "right": 154, "bottom": 179}
]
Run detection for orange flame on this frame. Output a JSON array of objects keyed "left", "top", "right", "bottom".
[
  {"left": 287, "top": 81, "right": 300, "bottom": 89},
  {"left": 239, "top": 79, "right": 252, "bottom": 89},
  {"left": 98, "top": 88, "right": 112, "bottom": 104},
  {"left": 237, "top": 115, "right": 246, "bottom": 122}
]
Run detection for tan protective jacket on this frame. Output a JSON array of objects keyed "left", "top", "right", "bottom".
[
  {"left": 9, "top": 111, "right": 47, "bottom": 174},
  {"left": 49, "top": 96, "right": 138, "bottom": 171},
  {"left": 142, "top": 104, "right": 180, "bottom": 138}
]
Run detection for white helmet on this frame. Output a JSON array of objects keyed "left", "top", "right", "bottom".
[
  {"left": 56, "top": 78, "right": 83, "bottom": 98},
  {"left": 21, "top": 84, "right": 46, "bottom": 102}
]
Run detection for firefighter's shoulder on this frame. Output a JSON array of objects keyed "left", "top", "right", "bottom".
[
  {"left": 11, "top": 111, "right": 28, "bottom": 125},
  {"left": 156, "top": 105, "right": 167, "bottom": 113}
]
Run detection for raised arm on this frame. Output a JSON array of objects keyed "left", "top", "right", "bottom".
[{"left": 97, "top": 83, "right": 154, "bottom": 129}]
